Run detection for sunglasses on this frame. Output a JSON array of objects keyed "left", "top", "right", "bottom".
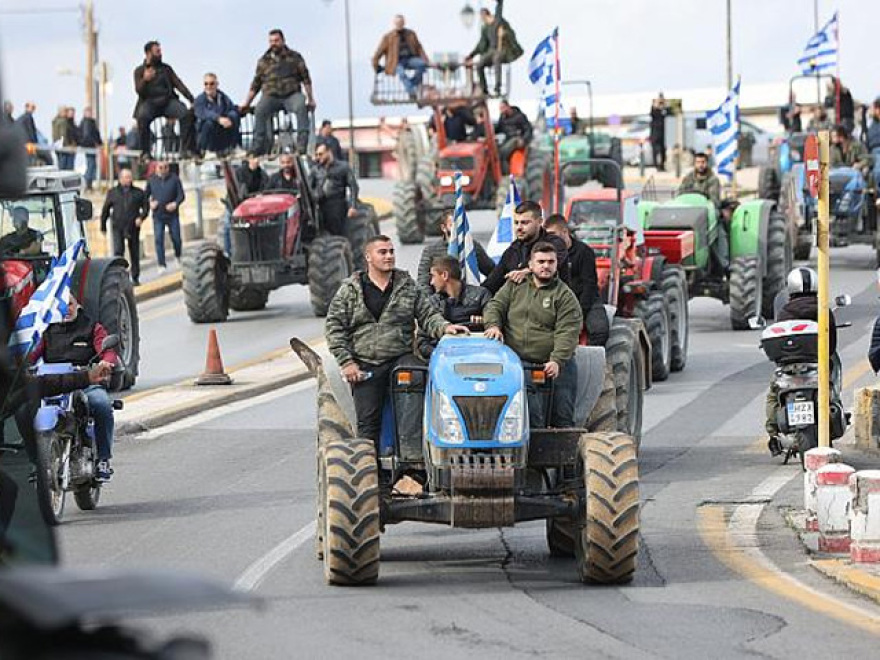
[{"left": 204, "top": 81, "right": 217, "bottom": 87}]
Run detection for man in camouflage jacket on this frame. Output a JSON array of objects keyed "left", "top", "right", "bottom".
[
  {"left": 325, "top": 236, "right": 468, "bottom": 445},
  {"left": 241, "top": 29, "right": 314, "bottom": 155},
  {"left": 677, "top": 152, "right": 721, "bottom": 206}
]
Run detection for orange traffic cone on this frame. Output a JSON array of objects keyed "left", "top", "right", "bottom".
[{"left": 195, "top": 328, "right": 233, "bottom": 386}]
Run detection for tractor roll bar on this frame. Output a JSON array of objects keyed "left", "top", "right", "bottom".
[{"left": 370, "top": 63, "right": 511, "bottom": 108}]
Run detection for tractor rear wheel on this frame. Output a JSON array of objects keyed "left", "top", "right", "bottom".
[
  {"left": 321, "top": 438, "right": 381, "bottom": 585},
  {"left": 758, "top": 166, "right": 781, "bottom": 201},
  {"left": 344, "top": 206, "right": 378, "bottom": 271},
  {"left": 729, "top": 256, "right": 759, "bottom": 331},
  {"left": 606, "top": 319, "right": 645, "bottom": 446},
  {"left": 635, "top": 292, "right": 671, "bottom": 382},
  {"left": 308, "top": 235, "right": 353, "bottom": 318},
  {"left": 97, "top": 264, "right": 140, "bottom": 390},
  {"left": 575, "top": 431, "right": 640, "bottom": 584},
  {"left": 661, "top": 265, "right": 689, "bottom": 372},
  {"left": 546, "top": 518, "right": 576, "bottom": 557},
  {"left": 526, "top": 148, "right": 549, "bottom": 203},
  {"left": 392, "top": 181, "right": 424, "bottom": 245},
  {"left": 761, "top": 211, "right": 792, "bottom": 320},
  {"left": 229, "top": 286, "right": 269, "bottom": 312},
  {"left": 182, "top": 243, "right": 229, "bottom": 324}
]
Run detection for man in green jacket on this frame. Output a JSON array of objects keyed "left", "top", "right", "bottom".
[
  {"left": 677, "top": 152, "right": 721, "bottom": 206},
  {"left": 325, "top": 235, "right": 468, "bottom": 445},
  {"left": 484, "top": 241, "right": 582, "bottom": 428},
  {"left": 465, "top": 0, "right": 523, "bottom": 97}
]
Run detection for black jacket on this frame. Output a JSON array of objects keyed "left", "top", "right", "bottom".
[
  {"left": 778, "top": 294, "right": 837, "bottom": 355},
  {"left": 78, "top": 118, "right": 102, "bottom": 148},
  {"left": 265, "top": 171, "right": 299, "bottom": 193},
  {"left": 495, "top": 107, "right": 532, "bottom": 143},
  {"left": 101, "top": 184, "right": 149, "bottom": 233},
  {"left": 237, "top": 165, "right": 268, "bottom": 196},
  {"left": 316, "top": 134, "right": 345, "bottom": 161},
  {"left": 566, "top": 238, "right": 600, "bottom": 314},
  {"left": 309, "top": 160, "right": 359, "bottom": 209},
  {"left": 483, "top": 229, "right": 569, "bottom": 294},
  {"left": 417, "top": 284, "right": 491, "bottom": 359},
  {"left": 430, "top": 108, "right": 476, "bottom": 142}
]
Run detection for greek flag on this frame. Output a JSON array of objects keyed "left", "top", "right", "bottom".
[
  {"left": 488, "top": 176, "right": 521, "bottom": 262},
  {"left": 528, "top": 28, "right": 563, "bottom": 129},
  {"left": 448, "top": 172, "right": 480, "bottom": 285},
  {"left": 798, "top": 12, "right": 838, "bottom": 75},
  {"left": 706, "top": 79, "right": 741, "bottom": 180},
  {"left": 9, "top": 239, "right": 85, "bottom": 357}
]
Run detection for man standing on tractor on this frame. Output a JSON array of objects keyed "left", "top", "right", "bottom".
[
  {"left": 372, "top": 15, "right": 430, "bottom": 101},
  {"left": 325, "top": 235, "right": 468, "bottom": 448},
  {"left": 265, "top": 153, "right": 299, "bottom": 192},
  {"left": 241, "top": 29, "right": 315, "bottom": 156},
  {"left": 416, "top": 210, "right": 495, "bottom": 290},
  {"left": 495, "top": 99, "right": 532, "bottom": 175},
  {"left": 484, "top": 242, "right": 582, "bottom": 428},
  {"left": 316, "top": 120, "right": 345, "bottom": 161},
  {"left": 483, "top": 201, "right": 569, "bottom": 294},
  {"left": 544, "top": 214, "right": 608, "bottom": 347},
  {"left": 417, "top": 256, "right": 491, "bottom": 359},
  {"left": 678, "top": 152, "right": 721, "bottom": 206},
  {"left": 465, "top": 0, "right": 523, "bottom": 97},
  {"left": 310, "top": 142, "right": 359, "bottom": 237},
  {"left": 830, "top": 124, "right": 872, "bottom": 179},
  {"left": 133, "top": 41, "right": 195, "bottom": 160},
  {"left": 650, "top": 93, "right": 670, "bottom": 172},
  {"left": 100, "top": 168, "right": 149, "bottom": 286},
  {"left": 427, "top": 105, "right": 476, "bottom": 143}
]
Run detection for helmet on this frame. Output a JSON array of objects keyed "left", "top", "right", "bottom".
[{"left": 787, "top": 267, "right": 818, "bottom": 295}]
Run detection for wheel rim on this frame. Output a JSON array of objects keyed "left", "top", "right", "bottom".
[
  {"left": 48, "top": 439, "right": 64, "bottom": 515},
  {"left": 627, "top": 354, "right": 641, "bottom": 435},
  {"left": 118, "top": 293, "right": 134, "bottom": 368}
]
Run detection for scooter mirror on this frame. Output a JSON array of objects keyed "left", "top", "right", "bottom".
[
  {"left": 834, "top": 294, "right": 852, "bottom": 307},
  {"left": 748, "top": 316, "right": 766, "bottom": 331},
  {"left": 100, "top": 334, "right": 120, "bottom": 353}
]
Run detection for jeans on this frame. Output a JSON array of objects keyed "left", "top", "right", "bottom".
[
  {"left": 651, "top": 139, "right": 666, "bottom": 171},
  {"left": 350, "top": 357, "right": 403, "bottom": 449},
  {"left": 85, "top": 385, "right": 114, "bottom": 461},
  {"left": 153, "top": 214, "right": 182, "bottom": 267},
  {"left": 112, "top": 225, "right": 141, "bottom": 283},
  {"left": 872, "top": 147, "right": 880, "bottom": 188},
  {"left": 253, "top": 92, "right": 309, "bottom": 155},
  {"left": 137, "top": 98, "right": 193, "bottom": 157},
  {"left": 475, "top": 49, "right": 503, "bottom": 94},
  {"left": 395, "top": 56, "right": 427, "bottom": 95},
  {"left": 527, "top": 358, "right": 578, "bottom": 428},
  {"left": 58, "top": 151, "right": 75, "bottom": 171},
  {"left": 84, "top": 153, "right": 97, "bottom": 187},
  {"left": 197, "top": 119, "right": 241, "bottom": 154}
]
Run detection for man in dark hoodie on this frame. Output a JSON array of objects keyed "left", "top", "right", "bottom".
[{"left": 465, "top": 0, "right": 524, "bottom": 96}]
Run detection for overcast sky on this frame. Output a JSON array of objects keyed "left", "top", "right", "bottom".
[{"left": 0, "top": 0, "right": 874, "bottom": 137}]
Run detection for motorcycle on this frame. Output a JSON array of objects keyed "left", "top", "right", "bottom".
[
  {"left": 758, "top": 301, "right": 851, "bottom": 467},
  {"left": 33, "top": 334, "right": 124, "bottom": 525}
]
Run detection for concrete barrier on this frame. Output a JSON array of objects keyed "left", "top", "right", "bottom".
[
  {"left": 850, "top": 470, "right": 880, "bottom": 563},
  {"left": 817, "top": 463, "right": 856, "bottom": 553},
  {"left": 804, "top": 447, "right": 842, "bottom": 532},
  {"left": 854, "top": 386, "right": 880, "bottom": 451}
]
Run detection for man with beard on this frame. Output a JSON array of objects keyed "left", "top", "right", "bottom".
[
  {"left": 309, "top": 142, "right": 359, "bottom": 236},
  {"left": 265, "top": 153, "right": 299, "bottom": 193},
  {"left": 677, "top": 152, "right": 721, "bottom": 206}
]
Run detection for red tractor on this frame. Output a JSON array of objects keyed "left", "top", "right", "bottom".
[{"left": 182, "top": 156, "right": 378, "bottom": 322}]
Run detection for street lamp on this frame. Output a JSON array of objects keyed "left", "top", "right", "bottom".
[{"left": 460, "top": 3, "right": 476, "bottom": 29}]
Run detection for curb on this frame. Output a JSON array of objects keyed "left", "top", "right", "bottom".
[
  {"left": 811, "top": 558, "right": 880, "bottom": 605},
  {"left": 134, "top": 272, "right": 183, "bottom": 303}
]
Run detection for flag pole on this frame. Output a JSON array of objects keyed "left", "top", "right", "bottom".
[
  {"left": 834, "top": 12, "right": 841, "bottom": 126},
  {"left": 553, "top": 28, "right": 561, "bottom": 214}
]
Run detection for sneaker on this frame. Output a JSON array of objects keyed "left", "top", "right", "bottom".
[
  {"left": 768, "top": 436, "right": 784, "bottom": 457},
  {"left": 157, "top": 265, "right": 168, "bottom": 274},
  {"left": 95, "top": 460, "right": 113, "bottom": 483}
]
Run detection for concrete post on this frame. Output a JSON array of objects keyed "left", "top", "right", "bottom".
[
  {"left": 850, "top": 470, "right": 880, "bottom": 563},
  {"left": 804, "top": 447, "right": 841, "bottom": 532},
  {"left": 816, "top": 463, "right": 856, "bottom": 553}
]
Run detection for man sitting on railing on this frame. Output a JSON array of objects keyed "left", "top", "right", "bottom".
[
  {"left": 464, "top": 0, "right": 523, "bottom": 97},
  {"left": 194, "top": 73, "right": 240, "bottom": 157},
  {"left": 372, "top": 15, "right": 430, "bottom": 101}
]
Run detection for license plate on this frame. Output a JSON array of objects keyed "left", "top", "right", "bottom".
[{"left": 787, "top": 401, "right": 815, "bottom": 426}]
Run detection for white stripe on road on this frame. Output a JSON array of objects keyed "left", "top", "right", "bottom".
[{"left": 234, "top": 521, "right": 317, "bottom": 592}]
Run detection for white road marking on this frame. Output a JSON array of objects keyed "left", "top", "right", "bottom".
[{"left": 234, "top": 521, "right": 317, "bottom": 592}]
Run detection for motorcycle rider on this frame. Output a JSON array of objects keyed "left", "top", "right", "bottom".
[
  {"left": 766, "top": 267, "right": 838, "bottom": 456},
  {"left": 31, "top": 295, "right": 118, "bottom": 481}
]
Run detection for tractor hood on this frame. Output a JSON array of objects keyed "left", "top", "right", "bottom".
[
  {"left": 233, "top": 194, "right": 297, "bottom": 223},
  {"left": 429, "top": 337, "right": 523, "bottom": 398}
]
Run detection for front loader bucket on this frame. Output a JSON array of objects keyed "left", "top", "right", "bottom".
[{"left": 289, "top": 338, "right": 355, "bottom": 443}]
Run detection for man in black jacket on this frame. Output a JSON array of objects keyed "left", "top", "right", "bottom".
[
  {"left": 79, "top": 106, "right": 102, "bottom": 190},
  {"left": 495, "top": 100, "right": 532, "bottom": 175},
  {"left": 133, "top": 41, "right": 195, "bottom": 159},
  {"left": 265, "top": 153, "right": 299, "bottom": 192},
  {"left": 100, "top": 168, "right": 149, "bottom": 285},
  {"left": 309, "top": 142, "right": 359, "bottom": 236},
  {"left": 236, "top": 156, "right": 268, "bottom": 195},
  {"left": 316, "top": 120, "right": 345, "bottom": 161},
  {"left": 544, "top": 214, "right": 608, "bottom": 346},
  {"left": 483, "top": 200, "right": 568, "bottom": 294},
  {"left": 650, "top": 94, "right": 670, "bottom": 171}
]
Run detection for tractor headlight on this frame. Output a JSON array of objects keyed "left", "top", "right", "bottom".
[
  {"left": 497, "top": 391, "right": 525, "bottom": 444},
  {"left": 440, "top": 175, "right": 453, "bottom": 187},
  {"left": 432, "top": 391, "right": 465, "bottom": 444},
  {"left": 459, "top": 174, "right": 472, "bottom": 186}
]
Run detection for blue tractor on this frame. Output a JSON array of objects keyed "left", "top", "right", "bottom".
[{"left": 291, "top": 333, "right": 641, "bottom": 586}]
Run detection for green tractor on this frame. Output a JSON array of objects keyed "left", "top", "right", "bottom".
[{"left": 637, "top": 194, "right": 792, "bottom": 330}]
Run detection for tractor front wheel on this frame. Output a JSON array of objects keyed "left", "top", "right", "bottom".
[
  {"left": 308, "top": 235, "right": 353, "bottom": 318},
  {"left": 320, "top": 438, "right": 381, "bottom": 585},
  {"left": 606, "top": 319, "right": 645, "bottom": 446},
  {"left": 635, "top": 292, "right": 671, "bottom": 382},
  {"left": 229, "top": 286, "right": 269, "bottom": 312},
  {"left": 181, "top": 243, "right": 229, "bottom": 324},
  {"left": 392, "top": 181, "right": 425, "bottom": 245},
  {"left": 661, "top": 265, "right": 689, "bottom": 372},
  {"left": 729, "top": 256, "right": 759, "bottom": 331},
  {"left": 97, "top": 264, "right": 140, "bottom": 389},
  {"left": 575, "top": 431, "right": 640, "bottom": 584},
  {"left": 761, "top": 211, "right": 792, "bottom": 320}
]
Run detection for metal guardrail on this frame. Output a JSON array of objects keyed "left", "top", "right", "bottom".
[{"left": 371, "top": 63, "right": 510, "bottom": 107}]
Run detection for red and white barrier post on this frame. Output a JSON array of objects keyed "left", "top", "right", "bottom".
[
  {"left": 804, "top": 447, "right": 842, "bottom": 532},
  {"left": 850, "top": 470, "right": 880, "bottom": 563},
  {"left": 816, "top": 463, "right": 856, "bottom": 554}
]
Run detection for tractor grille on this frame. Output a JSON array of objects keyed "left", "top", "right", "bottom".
[
  {"left": 453, "top": 396, "right": 507, "bottom": 441},
  {"left": 231, "top": 219, "right": 284, "bottom": 263}
]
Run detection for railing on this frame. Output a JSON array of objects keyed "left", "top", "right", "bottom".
[{"left": 371, "top": 63, "right": 511, "bottom": 108}]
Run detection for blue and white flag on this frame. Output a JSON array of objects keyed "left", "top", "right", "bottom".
[
  {"left": 9, "top": 239, "right": 85, "bottom": 357},
  {"left": 488, "top": 175, "right": 521, "bottom": 263},
  {"left": 448, "top": 172, "right": 481, "bottom": 285},
  {"left": 528, "top": 28, "right": 563, "bottom": 129},
  {"left": 706, "top": 79, "right": 741, "bottom": 180},
  {"left": 798, "top": 12, "right": 838, "bottom": 75}
]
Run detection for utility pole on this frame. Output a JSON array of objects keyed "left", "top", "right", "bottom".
[
  {"left": 84, "top": 1, "right": 98, "bottom": 113},
  {"left": 344, "top": 0, "right": 356, "bottom": 168},
  {"left": 817, "top": 130, "right": 831, "bottom": 447},
  {"left": 725, "top": 0, "right": 733, "bottom": 91}
]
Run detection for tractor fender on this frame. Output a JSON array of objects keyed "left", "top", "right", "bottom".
[
  {"left": 642, "top": 254, "right": 666, "bottom": 289},
  {"left": 632, "top": 318, "right": 653, "bottom": 391},
  {"left": 34, "top": 405, "right": 62, "bottom": 434},
  {"left": 573, "top": 346, "right": 606, "bottom": 429},
  {"left": 71, "top": 257, "right": 128, "bottom": 321},
  {"left": 730, "top": 199, "right": 774, "bottom": 277}
]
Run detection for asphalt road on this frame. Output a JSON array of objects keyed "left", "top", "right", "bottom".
[{"left": 60, "top": 240, "right": 880, "bottom": 657}]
